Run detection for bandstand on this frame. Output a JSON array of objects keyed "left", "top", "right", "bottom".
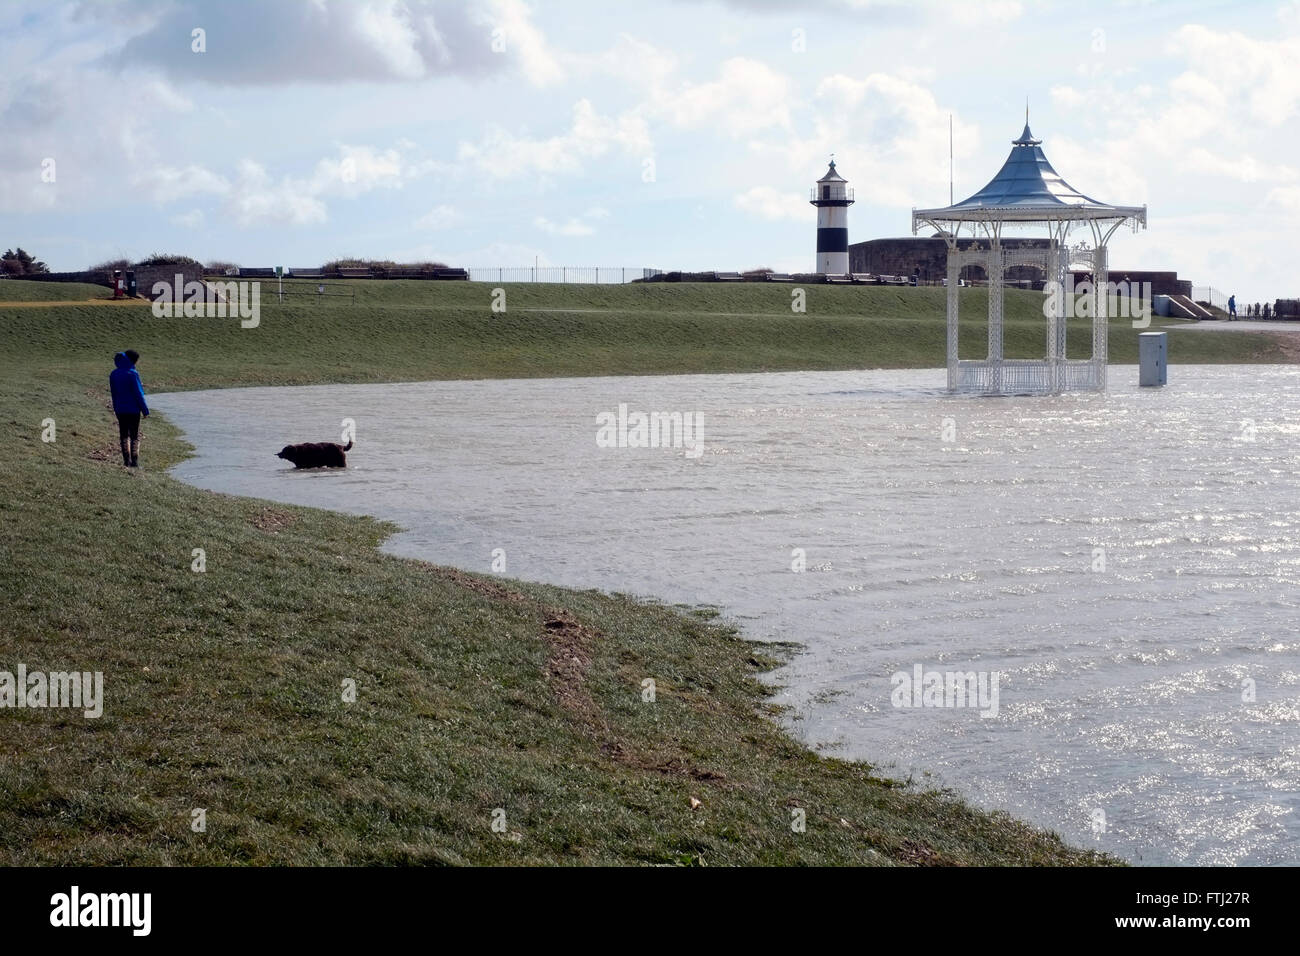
[{"left": 912, "top": 120, "right": 1146, "bottom": 395}]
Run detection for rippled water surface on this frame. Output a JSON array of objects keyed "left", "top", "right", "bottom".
[{"left": 152, "top": 366, "right": 1300, "bottom": 865}]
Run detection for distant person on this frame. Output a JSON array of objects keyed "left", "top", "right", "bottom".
[
  {"left": 109, "top": 349, "right": 149, "bottom": 468},
  {"left": 1228, "top": 294, "right": 1236, "bottom": 320},
  {"left": 1263, "top": 303, "right": 1272, "bottom": 320}
]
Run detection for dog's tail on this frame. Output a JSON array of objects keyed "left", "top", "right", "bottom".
[{"left": 342, "top": 440, "right": 353, "bottom": 451}]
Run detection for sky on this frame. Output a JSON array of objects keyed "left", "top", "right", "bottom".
[{"left": 2, "top": 0, "right": 1298, "bottom": 302}]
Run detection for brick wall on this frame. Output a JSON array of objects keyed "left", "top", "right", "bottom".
[
  {"left": 18, "top": 265, "right": 204, "bottom": 298},
  {"left": 850, "top": 237, "right": 1192, "bottom": 293},
  {"left": 849, "top": 237, "right": 1051, "bottom": 282}
]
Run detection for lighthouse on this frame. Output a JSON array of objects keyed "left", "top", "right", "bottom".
[{"left": 810, "top": 158, "right": 853, "bottom": 274}]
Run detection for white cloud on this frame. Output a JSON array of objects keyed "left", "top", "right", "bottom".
[
  {"left": 210, "top": 143, "right": 428, "bottom": 227},
  {"left": 309, "top": 146, "right": 407, "bottom": 197},
  {"left": 107, "top": 0, "right": 511, "bottom": 85},
  {"left": 1048, "top": 24, "right": 1300, "bottom": 205},
  {"left": 352, "top": 0, "right": 428, "bottom": 80},
  {"left": 414, "top": 204, "right": 461, "bottom": 229},
  {"left": 1266, "top": 185, "right": 1300, "bottom": 212},
  {"left": 1040, "top": 21, "right": 1300, "bottom": 300},
  {"left": 1183, "top": 149, "right": 1298, "bottom": 184},
  {"left": 710, "top": 0, "right": 1021, "bottom": 24},
  {"left": 487, "top": 0, "right": 564, "bottom": 86},
  {"left": 226, "top": 159, "right": 328, "bottom": 227},
  {"left": 170, "top": 208, "right": 206, "bottom": 228},
  {"left": 137, "top": 77, "right": 194, "bottom": 113},
  {"left": 1040, "top": 135, "right": 1149, "bottom": 206},
  {"left": 534, "top": 216, "right": 595, "bottom": 236},
  {"left": 734, "top": 186, "right": 808, "bottom": 221},
  {"left": 651, "top": 57, "right": 794, "bottom": 137},
  {"left": 143, "top": 165, "right": 231, "bottom": 203},
  {"left": 751, "top": 72, "right": 979, "bottom": 210},
  {"left": 0, "top": 64, "right": 194, "bottom": 213},
  {"left": 572, "top": 34, "right": 677, "bottom": 90},
  {"left": 1050, "top": 85, "right": 1088, "bottom": 111},
  {"left": 534, "top": 206, "right": 609, "bottom": 236},
  {"left": 949, "top": 0, "right": 1022, "bottom": 26},
  {"left": 457, "top": 99, "right": 651, "bottom": 179},
  {"left": 1166, "top": 25, "right": 1300, "bottom": 127}
]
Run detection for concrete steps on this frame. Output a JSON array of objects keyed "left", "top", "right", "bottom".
[{"left": 1166, "top": 294, "right": 1215, "bottom": 320}]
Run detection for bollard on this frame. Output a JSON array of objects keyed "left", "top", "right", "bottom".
[{"left": 1139, "top": 331, "right": 1167, "bottom": 386}]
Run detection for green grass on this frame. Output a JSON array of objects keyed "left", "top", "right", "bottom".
[
  {"left": 0, "top": 279, "right": 111, "bottom": 301},
  {"left": 1, "top": 279, "right": 1286, "bottom": 396},
  {"left": 0, "top": 276, "right": 1238, "bottom": 866}
]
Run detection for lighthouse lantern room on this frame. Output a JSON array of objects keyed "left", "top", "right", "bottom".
[{"left": 810, "top": 159, "right": 854, "bottom": 274}]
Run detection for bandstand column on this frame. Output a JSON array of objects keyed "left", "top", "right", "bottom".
[
  {"left": 1045, "top": 238, "right": 1060, "bottom": 392},
  {"left": 1092, "top": 244, "right": 1108, "bottom": 389},
  {"left": 946, "top": 243, "right": 959, "bottom": 390},
  {"left": 986, "top": 233, "right": 1004, "bottom": 394}
]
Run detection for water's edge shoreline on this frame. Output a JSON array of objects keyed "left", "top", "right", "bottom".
[
  {"left": 145, "top": 376, "right": 1123, "bottom": 867},
  {"left": 1, "top": 279, "right": 1127, "bottom": 864}
]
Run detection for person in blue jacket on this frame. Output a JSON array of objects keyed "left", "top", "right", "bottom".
[{"left": 109, "top": 349, "right": 149, "bottom": 467}]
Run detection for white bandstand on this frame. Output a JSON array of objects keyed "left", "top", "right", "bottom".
[{"left": 912, "top": 120, "right": 1147, "bottom": 396}]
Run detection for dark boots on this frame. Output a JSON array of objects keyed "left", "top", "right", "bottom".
[
  {"left": 121, "top": 439, "right": 132, "bottom": 467},
  {"left": 130, "top": 439, "right": 140, "bottom": 468}
]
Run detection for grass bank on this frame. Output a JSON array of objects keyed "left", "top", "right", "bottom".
[
  {"left": 3, "top": 279, "right": 1289, "bottom": 394},
  {"left": 0, "top": 278, "right": 1155, "bottom": 865}
]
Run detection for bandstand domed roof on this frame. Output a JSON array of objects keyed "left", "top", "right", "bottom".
[{"left": 913, "top": 123, "right": 1146, "bottom": 227}]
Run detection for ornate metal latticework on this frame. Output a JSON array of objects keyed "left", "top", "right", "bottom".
[{"left": 912, "top": 122, "right": 1146, "bottom": 396}]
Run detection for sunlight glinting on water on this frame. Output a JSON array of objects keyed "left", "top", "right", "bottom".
[{"left": 152, "top": 365, "right": 1300, "bottom": 866}]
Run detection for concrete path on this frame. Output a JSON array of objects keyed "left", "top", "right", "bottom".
[{"left": 1163, "top": 319, "right": 1300, "bottom": 333}]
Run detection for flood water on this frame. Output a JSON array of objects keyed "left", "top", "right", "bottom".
[{"left": 151, "top": 365, "right": 1300, "bottom": 866}]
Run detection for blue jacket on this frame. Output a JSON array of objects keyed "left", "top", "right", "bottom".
[{"left": 109, "top": 352, "right": 149, "bottom": 415}]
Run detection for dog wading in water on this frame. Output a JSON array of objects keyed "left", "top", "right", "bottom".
[
  {"left": 109, "top": 350, "right": 149, "bottom": 467},
  {"left": 276, "top": 440, "right": 353, "bottom": 468}
]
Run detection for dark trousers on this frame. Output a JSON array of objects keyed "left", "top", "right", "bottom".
[{"left": 116, "top": 413, "right": 141, "bottom": 442}]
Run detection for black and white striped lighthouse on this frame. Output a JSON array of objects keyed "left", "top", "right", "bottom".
[{"left": 810, "top": 158, "right": 853, "bottom": 274}]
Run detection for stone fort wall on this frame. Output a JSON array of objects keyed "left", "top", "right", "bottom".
[{"left": 849, "top": 237, "right": 1191, "bottom": 295}]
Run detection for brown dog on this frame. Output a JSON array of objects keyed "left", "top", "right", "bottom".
[{"left": 276, "top": 440, "right": 352, "bottom": 468}]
